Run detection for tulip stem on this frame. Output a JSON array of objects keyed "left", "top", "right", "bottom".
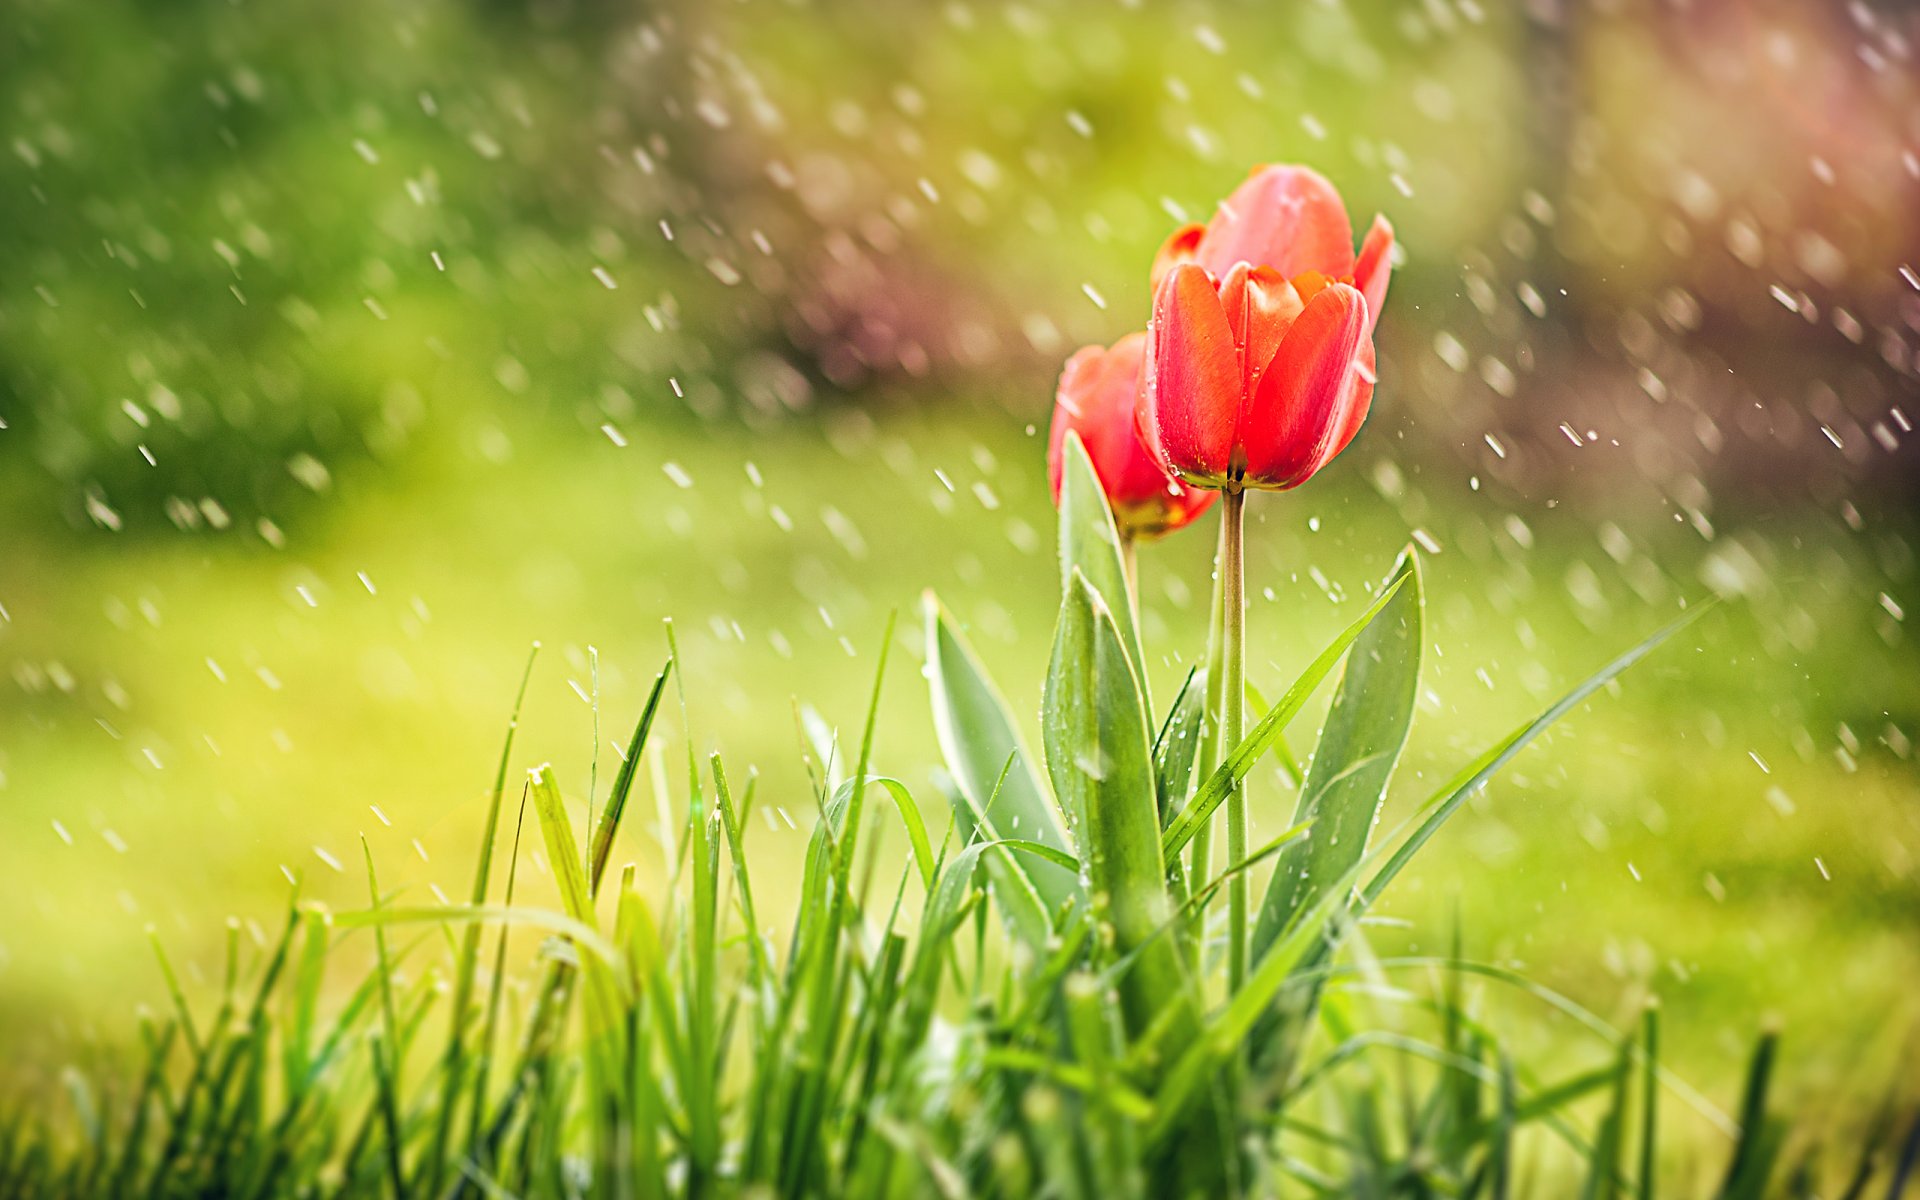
[
  {"left": 1190, "top": 517, "right": 1228, "bottom": 953},
  {"left": 1118, "top": 533, "right": 1139, "bottom": 618},
  {"left": 1222, "top": 485, "right": 1247, "bottom": 994}
]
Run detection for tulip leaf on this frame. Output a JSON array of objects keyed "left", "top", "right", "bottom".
[
  {"left": 1154, "top": 667, "right": 1211, "bottom": 829},
  {"left": 1041, "top": 568, "right": 1187, "bottom": 1034},
  {"left": 1249, "top": 584, "right": 1713, "bottom": 1078},
  {"left": 1359, "top": 596, "right": 1721, "bottom": 911},
  {"left": 924, "top": 593, "right": 1078, "bottom": 949},
  {"left": 1252, "top": 548, "right": 1422, "bottom": 963},
  {"left": 1057, "top": 430, "right": 1148, "bottom": 693}
]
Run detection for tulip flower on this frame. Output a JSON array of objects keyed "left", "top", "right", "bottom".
[
  {"left": 1139, "top": 164, "right": 1393, "bottom": 493},
  {"left": 1047, "top": 332, "right": 1217, "bottom": 547},
  {"left": 1138, "top": 164, "right": 1395, "bottom": 993}
]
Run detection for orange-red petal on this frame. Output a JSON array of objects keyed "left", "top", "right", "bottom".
[
  {"left": 1217, "top": 263, "right": 1305, "bottom": 460},
  {"left": 1150, "top": 222, "right": 1207, "bottom": 292},
  {"left": 1051, "top": 333, "right": 1217, "bottom": 539},
  {"left": 1217, "top": 263, "right": 1303, "bottom": 388},
  {"left": 1354, "top": 214, "right": 1394, "bottom": 334},
  {"left": 1198, "top": 165, "right": 1356, "bottom": 282},
  {"left": 1324, "top": 335, "right": 1376, "bottom": 463},
  {"left": 1147, "top": 264, "right": 1241, "bottom": 487},
  {"left": 1086, "top": 333, "right": 1182, "bottom": 510},
  {"left": 1047, "top": 344, "right": 1108, "bottom": 504},
  {"left": 1239, "top": 283, "right": 1368, "bottom": 489}
]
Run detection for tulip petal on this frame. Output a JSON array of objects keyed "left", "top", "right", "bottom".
[
  {"left": 1053, "top": 333, "right": 1216, "bottom": 539},
  {"left": 1219, "top": 263, "right": 1304, "bottom": 416},
  {"left": 1150, "top": 222, "right": 1206, "bottom": 291},
  {"left": 1048, "top": 344, "right": 1109, "bottom": 504},
  {"left": 1199, "top": 165, "right": 1356, "bottom": 282},
  {"left": 1088, "top": 333, "right": 1178, "bottom": 508},
  {"left": 1146, "top": 264, "right": 1240, "bottom": 487},
  {"left": 1324, "top": 335, "right": 1376, "bottom": 464},
  {"left": 1354, "top": 214, "right": 1394, "bottom": 333},
  {"left": 1239, "top": 283, "right": 1367, "bottom": 489}
]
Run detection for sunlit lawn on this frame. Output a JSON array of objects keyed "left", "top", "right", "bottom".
[{"left": 4, "top": 396, "right": 1915, "bottom": 1161}]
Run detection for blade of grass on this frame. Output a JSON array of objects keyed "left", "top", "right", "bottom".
[
  {"left": 1717, "top": 1028, "right": 1782, "bottom": 1200},
  {"left": 1639, "top": 1002, "right": 1660, "bottom": 1200},
  {"left": 590, "top": 659, "right": 672, "bottom": 893},
  {"left": 465, "top": 784, "right": 530, "bottom": 1174},
  {"left": 1254, "top": 550, "right": 1421, "bottom": 964},
  {"left": 1580, "top": 1034, "right": 1633, "bottom": 1200},
  {"left": 424, "top": 641, "right": 538, "bottom": 1198},
  {"left": 1161, "top": 573, "right": 1412, "bottom": 860},
  {"left": 1360, "top": 599, "right": 1718, "bottom": 908}
]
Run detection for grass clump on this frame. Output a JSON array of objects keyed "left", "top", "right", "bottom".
[{"left": 1, "top": 439, "right": 1912, "bottom": 1200}]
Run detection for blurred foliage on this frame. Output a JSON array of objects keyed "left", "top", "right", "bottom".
[{"left": 11, "top": 0, "right": 1912, "bottom": 536}]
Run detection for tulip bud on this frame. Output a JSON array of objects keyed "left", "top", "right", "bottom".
[
  {"left": 1047, "top": 332, "right": 1217, "bottom": 540},
  {"left": 1138, "top": 165, "right": 1393, "bottom": 492}
]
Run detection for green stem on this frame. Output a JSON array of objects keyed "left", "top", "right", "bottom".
[
  {"left": 1222, "top": 486, "right": 1248, "bottom": 993},
  {"left": 1190, "top": 516, "right": 1229, "bottom": 942},
  {"left": 1119, "top": 533, "right": 1140, "bottom": 625}
]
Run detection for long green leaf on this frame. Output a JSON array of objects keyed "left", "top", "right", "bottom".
[
  {"left": 924, "top": 593, "right": 1078, "bottom": 945},
  {"left": 1042, "top": 567, "right": 1185, "bottom": 1035},
  {"left": 1254, "top": 549, "right": 1421, "bottom": 960},
  {"left": 1154, "top": 667, "right": 1207, "bottom": 830},
  {"left": 525, "top": 766, "right": 629, "bottom": 1070},
  {"left": 1360, "top": 599, "right": 1718, "bottom": 909}
]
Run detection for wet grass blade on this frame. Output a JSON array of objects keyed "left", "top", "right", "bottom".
[
  {"left": 424, "top": 642, "right": 538, "bottom": 1198},
  {"left": 1153, "top": 666, "right": 1206, "bottom": 829},
  {"left": 1638, "top": 1002, "right": 1659, "bottom": 1200},
  {"left": 1162, "top": 573, "right": 1412, "bottom": 860},
  {"left": 590, "top": 658, "right": 671, "bottom": 893},
  {"left": 1717, "top": 1029, "right": 1783, "bottom": 1200},
  {"left": 1361, "top": 599, "right": 1718, "bottom": 909},
  {"left": 465, "top": 782, "right": 531, "bottom": 1173},
  {"left": 1579, "top": 1034, "right": 1633, "bottom": 1200},
  {"left": 1254, "top": 550, "right": 1421, "bottom": 964}
]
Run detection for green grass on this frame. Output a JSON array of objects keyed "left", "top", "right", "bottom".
[{"left": 2, "top": 425, "right": 1914, "bottom": 1197}]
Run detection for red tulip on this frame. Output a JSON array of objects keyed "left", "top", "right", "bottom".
[
  {"left": 1048, "top": 332, "right": 1217, "bottom": 540},
  {"left": 1139, "top": 165, "right": 1394, "bottom": 492}
]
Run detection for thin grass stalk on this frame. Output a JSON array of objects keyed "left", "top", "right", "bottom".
[
  {"left": 462, "top": 658, "right": 662, "bottom": 1194},
  {"left": 1718, "top": 1029, "right": 1780, "bottom": 1197},
  {"left": 1638, "top": 1002, "right": 1659, "bottom": 1200},
  {"left": 465, "top": 785, "right": 530, "bottom": 1178},
  {"left": 425, "top": 643, "right": 538, "bottom": 1198},
  {"left": 369, "top": 1035, "right": 407, "bottom": 1200},
  {"left": 106, "top": 1021, "right": 174, "bottom": 1200},
  {"left": 779, "top": 618, "right": 894, "bottom": 1194},
  {"left": 664, "top": 620, "right": 722, "bottom": 1188}
]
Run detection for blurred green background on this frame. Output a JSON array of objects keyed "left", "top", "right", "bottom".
[{"left": 3, "top": 0, "right": 1917, "bottom": 1166}]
